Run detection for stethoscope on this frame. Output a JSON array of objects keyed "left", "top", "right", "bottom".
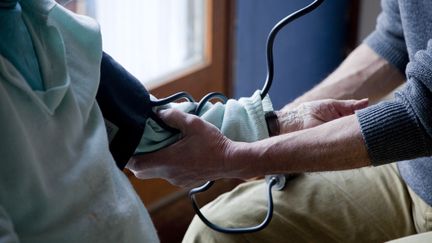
[
  {"left": 0, "top": 0, "right": 323, "bottom": 234},
  {"left": 148, "top": 0, "right": 324, "bottom": 234}
]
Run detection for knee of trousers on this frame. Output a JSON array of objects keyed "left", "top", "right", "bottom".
[{"left": 182, "top": 180, "right": 284, "bottom": 243}]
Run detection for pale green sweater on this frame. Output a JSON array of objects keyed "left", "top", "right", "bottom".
[{"left": 0, "top": 1, "right": 158, "bottom": 242}]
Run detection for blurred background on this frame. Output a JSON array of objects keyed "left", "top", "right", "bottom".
[{"left": 60, "top": 0, "right": 381, "bottom": 242}]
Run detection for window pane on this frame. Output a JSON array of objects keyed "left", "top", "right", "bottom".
[{"left": 62, "top": 0, "right": 207, "bottom": 86}]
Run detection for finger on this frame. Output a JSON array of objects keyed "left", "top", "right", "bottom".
[
  {"left": 184, "top": 180, "right": 209, "bottom": 189},
  {"left": 353, "top": 98, "right": 369, "bottom": 110},
  {"left": 132, "top": 168, "right": 162, "bottom": 180},
  {"left": 127, "top": 145, "right": 179, "bottom": 174},
  {"left": 333, "top": 99, "right": 369, "bottom": 115}
]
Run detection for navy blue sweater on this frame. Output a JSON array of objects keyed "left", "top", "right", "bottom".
[{"left": 357, "top": 0, "right": 432, "bottom": 205}]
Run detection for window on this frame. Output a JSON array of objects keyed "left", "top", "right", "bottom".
[
  {"left": 95, "top": 0, "right": 206, "bottom": 86},
  {"left": 61, "top": 0, "right": 232, "bottom": 98}
]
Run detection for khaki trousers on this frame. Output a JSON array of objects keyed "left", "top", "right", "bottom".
[{"left": 183, "top": 164, "right": 432, "bottom": 243}]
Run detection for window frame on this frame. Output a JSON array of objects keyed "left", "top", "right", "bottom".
[
  {"left": 126, "top": 0, "right": 235, "bottom": 209},
  {"left": 148, "top": 0, "right": 234, "bottom": 99}
]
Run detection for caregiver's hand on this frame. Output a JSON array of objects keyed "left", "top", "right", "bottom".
[
  {"left": 277, "top": 98, "right": 368, "bottom": 134},
  {"left": 127, "top": 109, "right": 236, "bottom": 187}
]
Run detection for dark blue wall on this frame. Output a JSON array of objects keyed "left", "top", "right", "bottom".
[{"left": 234, "top": 0, "right": 351, "bottom": 109}]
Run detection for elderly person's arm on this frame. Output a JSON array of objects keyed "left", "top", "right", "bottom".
[
  {"left": 128, "top": 38, "right": 432, "bottom": 187},
  {"left": 126, "top": 41, "right": 420, "bottom": 187},
  {"left": 284, "top": 44, "right": 405, "bottom": 108},
  {"left": 127, "top": 110, "right": 367, "bottom": 187},
  {"left": 279, "top": 44, "right": 405, "bottom": 133}
]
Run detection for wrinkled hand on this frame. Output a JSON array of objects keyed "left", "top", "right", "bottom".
[
  {"left": 127, "top": 109, "right": 235, "bottom": 187},
  {"left": 277, "top": 99, "right": 368, "bottom": 134}
]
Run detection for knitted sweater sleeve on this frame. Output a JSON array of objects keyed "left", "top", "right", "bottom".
[
  {"left": 364, "top": 0, "right": 408, "bottom": 72},
  {"left": 0, "top": 205, "right": 19, "bottom": 243},
  {"left": 357, "top": 0, "right": 432, "bottom": 165},
  {"left": 135, "top": 91, "right": 273, "bottom": 154}
]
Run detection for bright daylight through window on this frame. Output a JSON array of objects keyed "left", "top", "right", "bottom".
[{"left": 61, "top": 0, "right": 207, "bottom": 86}]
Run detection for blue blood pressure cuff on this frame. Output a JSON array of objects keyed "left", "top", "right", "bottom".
[{"left": 97, "top": 52, "right": 152, "bottom": 170}]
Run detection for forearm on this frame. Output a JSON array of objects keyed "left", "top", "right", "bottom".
[
  {"left": 287, "top": 44, "right": 405, "bottom": 108},
  {"left": 228, "top": 115, "right": 370, "bottom": 179},
  {"left": 128, "top": 110, "right": 370, "bottom": 186}
]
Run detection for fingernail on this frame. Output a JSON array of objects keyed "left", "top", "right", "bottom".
[{"left": 356, "top": 98, "right": 368, "bottom": 104}]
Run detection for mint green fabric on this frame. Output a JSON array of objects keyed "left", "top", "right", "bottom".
[
  {"left": 0, "top": 1, "right": 158, "bottom": 242},
  {"left": 0, "top": 206, "right": 18, "bottom": 243},
  {"left": 135, "top": 90, "right": 273, "bottom": 154},
  {"left": 0, "top": 2, "right": 44, "bottom": 90}
]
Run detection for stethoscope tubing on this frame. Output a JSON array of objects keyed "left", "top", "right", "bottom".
[{"left": 149, "top": 0, "right": 325, "bottom": 234}]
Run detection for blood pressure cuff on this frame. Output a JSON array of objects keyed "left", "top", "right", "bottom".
[
  {"left": 96, "top": 52, "right": 152, "bottom": 170},
  {"left": 96, "top": 53, "right": 275, "bottom": 170}
]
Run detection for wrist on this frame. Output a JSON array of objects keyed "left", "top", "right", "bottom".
[
  {"left": 224, "top": 141, "right": 262, "bottom": 179},
  {"left": 276, "top": 110, "right": 303, "bottom": 134}
]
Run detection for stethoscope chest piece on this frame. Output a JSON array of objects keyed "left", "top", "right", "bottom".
[{"left": 265, "top": 174, "right": 287, "bottom": 191}]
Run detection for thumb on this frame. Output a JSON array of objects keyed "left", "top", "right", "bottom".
[
  {"left": 333, "top": 98, "right": 369, "bottom": 116},
  {"left": 158, "top": 109, "right": 192, "bottom": 133},
  {"left": 352, "top": 98, "right": 369, "bottom": 110}
]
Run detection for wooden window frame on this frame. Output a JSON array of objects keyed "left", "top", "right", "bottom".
[
  {"left": 148, "top": 0, "right": 234, "bottom": 99},
  {"left": 126, "top": 0, "right": 235, "bottom": 211},
  {"left": 126, "top": 1, "right": 235, "bottom": 241}
]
